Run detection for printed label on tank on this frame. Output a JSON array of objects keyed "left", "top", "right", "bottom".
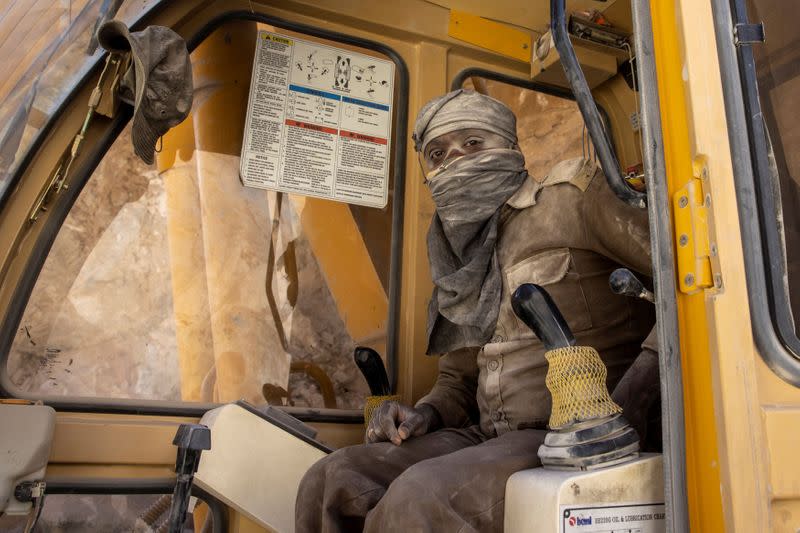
[{"left": 561, "top": 502, "right": 666, "bottom": 533}]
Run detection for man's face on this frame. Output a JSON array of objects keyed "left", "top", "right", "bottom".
[{"left": 423, "top": 128, "right": 513, "bottom": 174}]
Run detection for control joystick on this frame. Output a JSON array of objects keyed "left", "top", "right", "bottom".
[{"left": 512, "top": 283, "right": 640, "bottom": 469}]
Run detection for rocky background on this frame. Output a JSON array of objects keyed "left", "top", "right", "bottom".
[{"left": 6, "top": 126, "right": 370, "bottom": 410}]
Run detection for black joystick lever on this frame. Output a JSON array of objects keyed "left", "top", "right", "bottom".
[
  {"left": 354, "top": 347, "right": 391, "bottom": 396},
  {"left": 511, "top": 283, "right": 575, "bottom": 351},
  {"left": 609, "top": 268, "right": 655, "bottom": 303},
  {"left": 167, "top": 423, "right": 211, "bottom": 533}
]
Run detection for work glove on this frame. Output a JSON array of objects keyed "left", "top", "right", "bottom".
[{"left": 366, "top": 401, "right": 440, "bottom": 446}]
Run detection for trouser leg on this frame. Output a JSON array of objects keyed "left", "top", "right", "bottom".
[
  {"left": 364, "top": 428, "right": 546, "bottom": 533},
  {"left": 295, "top": 427, "right": 486, "bottom": 533}
]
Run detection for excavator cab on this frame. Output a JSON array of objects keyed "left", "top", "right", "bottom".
[{"left": 1, "top": 1, "right": 800, "bottom": 532}]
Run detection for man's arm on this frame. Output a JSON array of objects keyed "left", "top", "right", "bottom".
[
  {"left": 366, "top": 347, "right": 479, "bottom": 445},
  {"left": 584, "top": 168, "right": 660, "bottom": 447},
  {"left": 415, "top": 346, "right": 480, "bottom": 429},
  {"left": 583, "top": 167, "right": 653, "bottom": 276}
]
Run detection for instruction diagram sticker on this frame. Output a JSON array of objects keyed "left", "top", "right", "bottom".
[
  {"left": 561, "top": 503, "right": 665, "bottom": 533},
  {"left": 240, "top": 31, "right": 395, "bottom": 208}
]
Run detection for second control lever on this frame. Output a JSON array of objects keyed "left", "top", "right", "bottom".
[
  {"left": 354, "top": 346, "right": 391, "bottom": 396},
  {"left": 609, "top": 268, "right": 655, "bottom": 303}
]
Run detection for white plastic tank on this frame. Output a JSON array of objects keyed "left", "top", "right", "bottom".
[{"left": 504, "top": 453, "right": 665, "bottom": 533}]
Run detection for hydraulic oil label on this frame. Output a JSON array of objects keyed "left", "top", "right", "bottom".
[
  {"left": 240, "top": 30, "right": 394, "bottom": 208},
  {"left": 561, "top": 503, "right": 665, "bottom": 533}
]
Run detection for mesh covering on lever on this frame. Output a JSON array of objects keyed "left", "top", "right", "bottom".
[{"left": 544, "top": 346, "right": 622, "bottom": 429}]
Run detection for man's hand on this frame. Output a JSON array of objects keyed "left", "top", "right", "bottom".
[{"left": 366, "top": 402, "right": 440, "bottom": 446}]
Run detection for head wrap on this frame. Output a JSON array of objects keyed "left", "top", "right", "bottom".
[
  {"left": 412, "top": 89, "right": 517, "bottom": 155},
  {"left": 413, "top": 91, "right": 528, "bottom": 355}
]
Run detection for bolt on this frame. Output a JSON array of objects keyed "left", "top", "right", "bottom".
[
  {"left": 710, "top": 243, "right": 718, "bottom": 256},
  {"left": 684, "top": 273, "right": 695, "bottom": 286},
  {"left": 702, "top": 167, "right": 709, "bottom": 180},
  {"left": 522, "top": 43, "right": 529, "bottom": 49},
  {"left": 679, "top": 234, "right": 689, "bottom": 246},
  {"left": 679, "top": 196, "right": 688, "bottom": 208},
  {"left": 714, "top": 273, "right": 723, "bottom": 289},
  {"left": 705, "top": 194, "right": 711, "bottom": 207}
]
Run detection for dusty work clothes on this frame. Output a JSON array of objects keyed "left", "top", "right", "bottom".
[
  {"left": 295, "top": 157, "right": 655, "bottom": 532},
  {"left": 296, "top": 426, "right": 546, "bottom": 533}
]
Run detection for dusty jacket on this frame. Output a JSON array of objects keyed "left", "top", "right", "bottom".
[{"left": 416, "top": 157, "right": 655, "bottom": 436}]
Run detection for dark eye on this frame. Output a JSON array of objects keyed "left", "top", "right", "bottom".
[
  {"left": 429, "top": 149, "right": 444, "bottom": 161},
  {"left": 464, "top": 138, "right": 482, "bottom": 147}
]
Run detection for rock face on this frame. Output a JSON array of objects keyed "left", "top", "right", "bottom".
[
  {"left": 467, "top": 78, "right": 585, "bottom": 180},
  {"left": 7, "top": 127, "right": 371, "bottom": 409},
  {"left": 7, "top": 127, "right": 180, "bottom": 400},
  {"left": 7, "top": 80, "right": 583, "bottom": 412}
]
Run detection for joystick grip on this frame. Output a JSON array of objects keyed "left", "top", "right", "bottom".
[{"left": 511, "top": 284, "right": 575, "bottom": 351}]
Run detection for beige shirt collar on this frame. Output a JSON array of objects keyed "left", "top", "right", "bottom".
[{"left": 506, "top": 158, "right": 597, "bottom": 210}]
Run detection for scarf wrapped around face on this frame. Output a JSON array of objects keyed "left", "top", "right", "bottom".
[{"left": 426, "top": 148, "right": 528, "bottom": 354}]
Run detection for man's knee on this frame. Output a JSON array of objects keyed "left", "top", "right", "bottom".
[
  {"left": 299, "top": 442, "right": 405, "bottom": 507},
  {"left": 299, "top": 444, "right": 373, "bottom": 497},
  {"left": 377, "top": 457, "right": 445, "bottom": 509}
]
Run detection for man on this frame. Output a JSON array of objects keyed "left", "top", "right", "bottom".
[{"left": 295, "top": 90, "right": 658, "bottom": 532}]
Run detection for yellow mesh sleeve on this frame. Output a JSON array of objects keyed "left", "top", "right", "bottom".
[{"left": 544, "top": 346, "right": 623, "bottom": 429}]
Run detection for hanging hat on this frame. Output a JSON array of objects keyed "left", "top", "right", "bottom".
[{"left": 98, "top": 20, "right": 193, "bottom": 164}]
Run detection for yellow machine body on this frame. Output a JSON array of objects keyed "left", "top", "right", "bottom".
[{"left": 0, "top": 1, "right": 799, "bottom": 532}]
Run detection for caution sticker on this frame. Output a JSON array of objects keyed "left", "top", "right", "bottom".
[
  {"left": 240, "top": 30, "right": 395, "bottom": 208},
  {"left": 561, "top": 503, "right": 666, "bottom": 532}
]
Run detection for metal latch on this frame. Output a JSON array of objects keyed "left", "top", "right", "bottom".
[
  {"left": 734, "top": 22, "right": 765, "bottom": 45},
  {"left": 673, "top": 156, "right": 720, "bottom": 294}
]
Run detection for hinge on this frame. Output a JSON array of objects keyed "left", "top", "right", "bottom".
[
  {"left": 734, "top": 22, "right": 765, "bottom": 46},
  {"left": 673, "top": 156, "right": 721, "bottom": 294}
]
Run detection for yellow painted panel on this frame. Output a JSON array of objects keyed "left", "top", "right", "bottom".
[
  {"left": 448, "top": 10, "right": 531, "bottom": 62},
  {"left": 763, "top": 408, "right": 800, "bottom": 499},
  {"left": 296, "top": 197, "right": 388, "bottom": 346},
  {"left": 772, "top": 499, "right": 800, "bottom": 533},
  {"left": 650, "top": 1, "right": 724, "bottom": 531},
  {"left": 49, "top": 413, "right": 192, "bottom": 465}
]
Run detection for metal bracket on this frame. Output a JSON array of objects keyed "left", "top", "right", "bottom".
[
  {"left": 673, "top": 156, "right": 720, "bottom": 294},
  {"left": 28, "top": 52, "right": 125, "bottom": 223},
  {"left": 734, "top": 22, "right": 765, "bottom": 46}
]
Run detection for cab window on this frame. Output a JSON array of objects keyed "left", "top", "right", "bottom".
[{"left": 4, "top": 20, "right": 403, "bottom": 411}]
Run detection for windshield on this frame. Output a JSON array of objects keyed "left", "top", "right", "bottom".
[{"left": 0, "top": 0, "right": 161, "bottom": 203}]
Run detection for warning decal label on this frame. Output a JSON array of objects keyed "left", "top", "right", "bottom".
[
  {"left": 240, "top": 31, "right": 394, "bottom": 208},
  {"left": 561, "top": 502, "right": 666, "bottom": 533}
]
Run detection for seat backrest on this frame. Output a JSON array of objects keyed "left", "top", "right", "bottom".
[{"left": 0, "top": 403, "right": 55, "bottom": 515}]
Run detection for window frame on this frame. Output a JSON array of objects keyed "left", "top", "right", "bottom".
[
  {"left": 0, "top": 9, "right": 410, "bottom": 420},
  {"left": 711, "top": 0, "right": 800, "bottom": 386}
]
